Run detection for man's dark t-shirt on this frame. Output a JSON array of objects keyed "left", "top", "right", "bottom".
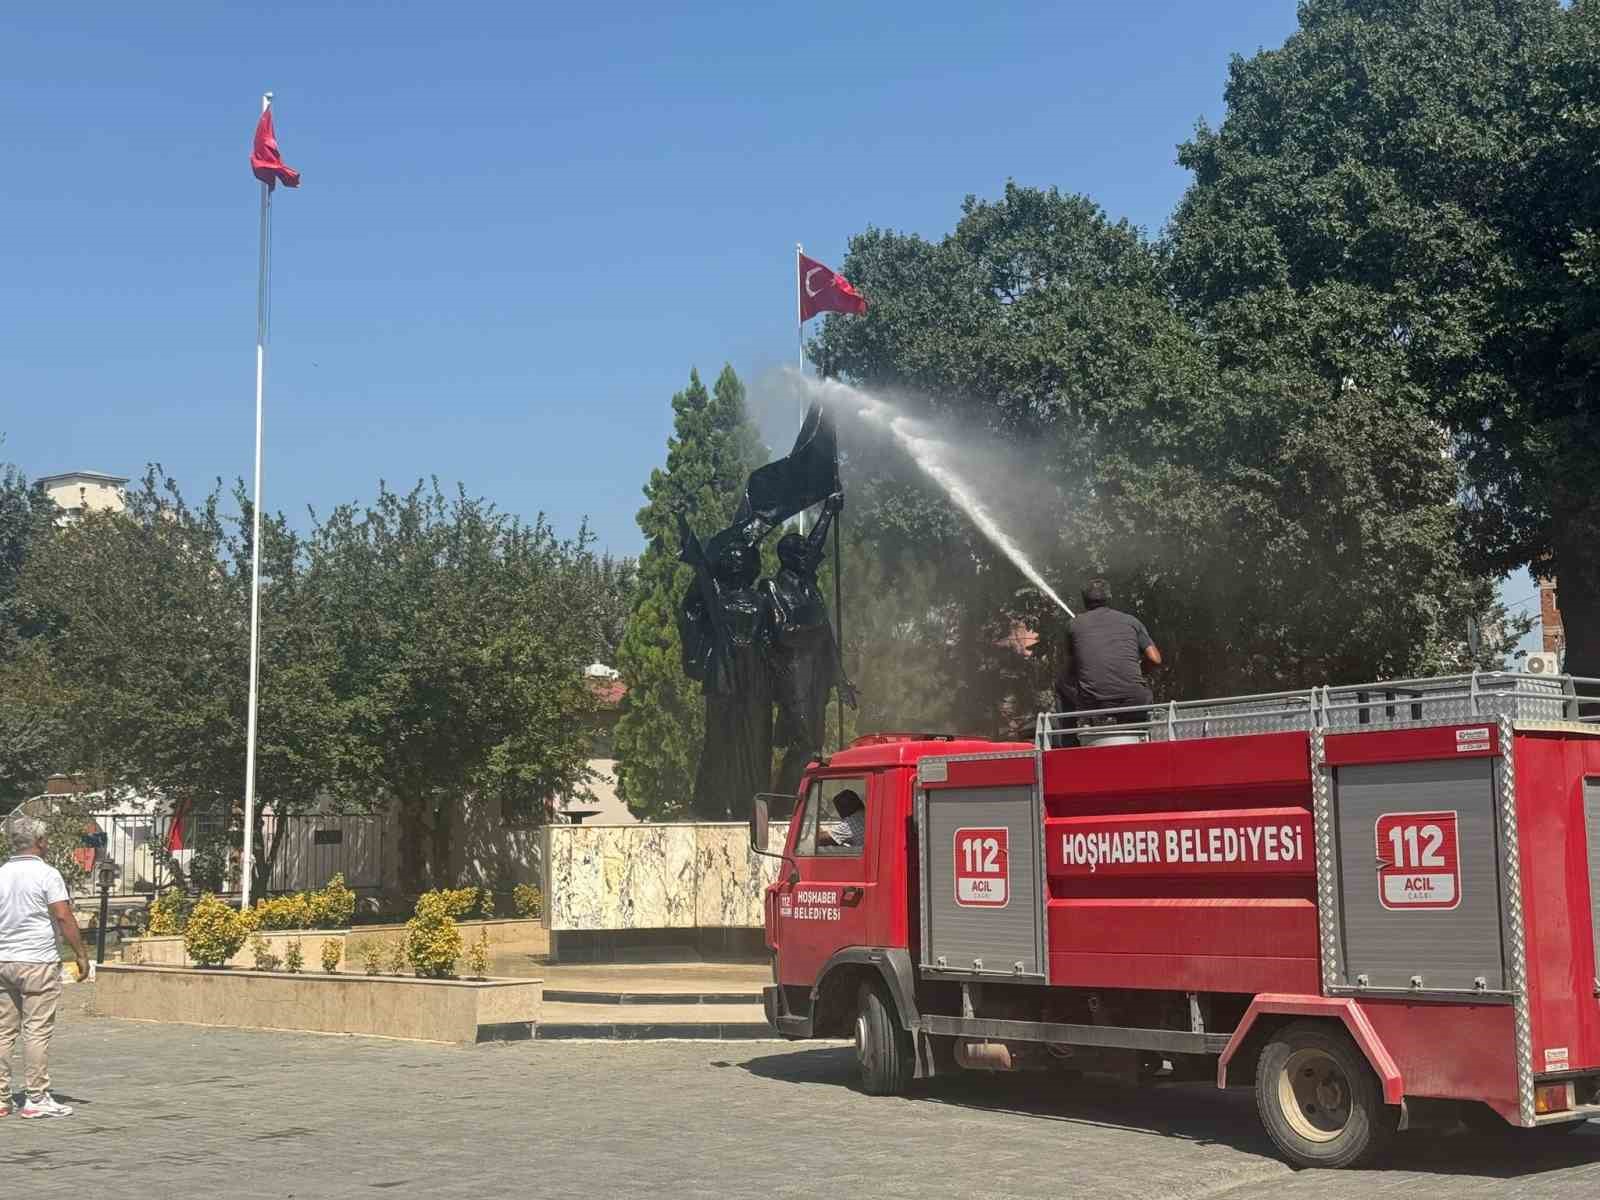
[{"left": 1064, "top": 606, "right": 1154, "bottom": 710}]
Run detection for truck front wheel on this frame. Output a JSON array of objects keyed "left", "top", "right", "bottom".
[
  {"left": 855, "top": 980, "right": 913, "bottom": 1096},
  {"left": 1255, "top": 1020, "right": 1398, "bottom": 1169}
]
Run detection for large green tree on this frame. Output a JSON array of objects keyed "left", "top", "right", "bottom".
[
  {"left": 307, "top": 481, "right": 607, "bottom": 891},
  {"left": 17, "top": 469, "right": 345, "bottom": 892},
  {"left": 1167, "top": 0, "right": 1600, "bottom": 673},
  {"left": 815, "top": 184, "right": 1512, "bottom": 711},
  {"left": 614, "top": 366, "right": 768, "bottom": 819},
  {"left": 0, "top": 460, "right": 62, "bottom": 807}
]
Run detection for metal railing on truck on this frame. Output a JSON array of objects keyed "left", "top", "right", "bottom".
[{"left": 1035, "top": 671, "right": 1600, "bottom": 749}]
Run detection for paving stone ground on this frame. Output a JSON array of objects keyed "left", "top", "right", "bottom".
[{"left": 5, "top": 983, "right": 1599, "bottom": 1199}]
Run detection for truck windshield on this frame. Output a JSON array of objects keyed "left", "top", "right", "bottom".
[{"left": 794, "top": 777, "right": 868, "bottom": 858}]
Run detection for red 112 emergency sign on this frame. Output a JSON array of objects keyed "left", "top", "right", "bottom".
[
  {"left": 954, "top": 827, "right": 1009, "bottom": 908},
  {"left": 1374, "top": 810, "right": 1461, "bottom": 910}
]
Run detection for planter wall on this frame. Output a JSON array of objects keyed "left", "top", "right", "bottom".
[
  {"left": 126, "top": 917, "right": 546, "bottom": 968},
  {"left": 345, "top": 917, "right": 546, "bottom": 960},
  {"left": 94, "top": 963, "right": 543, "bottom": 1044},
  {"left": 127, "top": 929, "right": 346, "bottom": 969}
]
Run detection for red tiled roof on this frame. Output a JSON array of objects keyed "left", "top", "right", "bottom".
[{"left": 589, "top": 677, "right": 627, "bottom": 707}]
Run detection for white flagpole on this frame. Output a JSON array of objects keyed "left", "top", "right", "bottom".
[
  {"left": 796, "top": 243, "right": 808, "bottom": 535},
  {"left": 242, "top": 90, "right": 272, "bottom": 908},
  {"left": 796, "top": 242, "right": 805, "bottom": 375}
]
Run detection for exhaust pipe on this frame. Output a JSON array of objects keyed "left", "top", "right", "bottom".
[{"left": 955, "top": 1040, "right": 1015, "bottom": 1072}]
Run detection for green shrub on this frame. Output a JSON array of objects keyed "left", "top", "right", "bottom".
[
  {"left": 361, "top": 940, "right": 383, "bottom": 975},
  {"left": 147, "top": 888, "right": 191, "bottom": 936},
  {"left": 310, "top": 873, "right": 356, "bottom": 928},
  {"left": 384, "top": 936, "right": 409, "bottom": 975},
  {"left": 423, "top": 885, "right": 494, "bottom": 920},
  {"left": 183, "top": 895, "right": 250, "bottom": 967},
  {"left": 464, "top": 928, "right": 490, "bottom": 979},
  {"left": 320, "top": 938, "right": 341, "bottom": 973},
  {"left": 284, "top": 938, "right": 304, "bottom": 974},
  {"left": 405, "top": 892, "right": 462, "bottom": 979},
  {"left": 252, "top": 892, "right": 312, "bottom": 930},
  {"left": 512, "top": 884, "right": 543, "bottom": 919},
  {"left": 249, "top": 933, "right": 280, "bottom": 971}
]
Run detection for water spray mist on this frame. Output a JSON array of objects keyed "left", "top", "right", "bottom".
[{"left": 792, "top": 370, "right": 1076, "bottom": 618}]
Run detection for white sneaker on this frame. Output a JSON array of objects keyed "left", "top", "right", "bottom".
[{"left": 19, "top": 1093, "right": 73, "bottom": 1119}]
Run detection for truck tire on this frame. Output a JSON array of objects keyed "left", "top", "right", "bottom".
[
  {"left": 1255, "top": 1020, "right": 1398, "bottom": 1169},
  {"left": 855, "top": 980, "right": 913, "bottom": 1096}
]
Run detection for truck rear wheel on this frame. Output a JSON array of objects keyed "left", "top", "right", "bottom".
[
  {"left": 1255, "top": 1020, "right": 1398, "bottom": 1169},
  {"left": 854, "top": 980, "right": 913, "bottom": 1096}
]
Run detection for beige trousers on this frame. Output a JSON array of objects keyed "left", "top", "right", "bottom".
[{"left": 0, "top": 961, "right": 62, "bottom": 1101}]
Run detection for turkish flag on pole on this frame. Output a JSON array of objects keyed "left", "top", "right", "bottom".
[
  {"left": 798, "top": 252, "right": 867, "bottom": 321},
  {"left": 251, "top": 107, "right": 300, "bottom": 190}
]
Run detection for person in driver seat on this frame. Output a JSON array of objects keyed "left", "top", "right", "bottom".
[{"left": 818, "top": 789, "right": 866, "bottom": 848}]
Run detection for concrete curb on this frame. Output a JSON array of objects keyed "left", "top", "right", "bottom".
[
  {"left": 535, "top": 1021, "right": 776, "bottom": 1041},
  {"left": 542, "top": 990, "right": 759, "bottom": 1006}
]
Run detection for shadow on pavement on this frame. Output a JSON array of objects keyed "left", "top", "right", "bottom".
[{"left": 738, "top": 1045, "right": 1600, "bottom": 1178}]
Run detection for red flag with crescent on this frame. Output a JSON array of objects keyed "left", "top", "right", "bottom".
[
  {"left": 798, "top": 252, "right": 867, "bottom": 321},
  {"left": 251, "top": 108, "right": 301, "bottom": 190}
]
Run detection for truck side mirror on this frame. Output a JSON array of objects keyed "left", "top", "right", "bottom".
[{"left": 750, "top": 795, "right": 769, "bottom": 853}]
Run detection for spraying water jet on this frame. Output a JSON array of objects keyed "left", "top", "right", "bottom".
[{"left": 789, "top": 370, "right": 1076, "bottom": 619}]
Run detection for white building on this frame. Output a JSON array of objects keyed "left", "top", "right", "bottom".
[{"left": 36, "top": 470, "right": 128, "bottom": 523}]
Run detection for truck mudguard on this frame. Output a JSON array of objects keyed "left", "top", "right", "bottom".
[
  {"left": 1216, "top": 994, "right": 1404, "bottom": 1105},
  {"left": 815, "top": 947, "right": 921, "bottom": 1029}
]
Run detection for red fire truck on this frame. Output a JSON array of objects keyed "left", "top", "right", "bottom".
[{"left": 753, "top": 672, "right": 1600, "bottom": 1167}]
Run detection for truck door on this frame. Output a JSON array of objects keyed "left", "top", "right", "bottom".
[{"left": 775, "top": 772, "right": 878, "bottom": 990}]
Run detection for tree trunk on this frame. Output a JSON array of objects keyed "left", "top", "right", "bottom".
[
  {"left": 259, "top": 811, "right": 287, "bottom": 898},
  {"left": 1553, "top": 493, "right": 1600, "bottom": 683},
  {"left": 251, "top": 814, "right": 271, "bottom": 899},
  {"left": 397, "top": 797, "right": 428, "bottom": 896},
  {"left": 429, "top": 800, "right": 454, "bottom": 889}
]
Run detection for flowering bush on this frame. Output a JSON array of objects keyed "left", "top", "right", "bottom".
[
  {"left": 251, "top": 874, "right": 358, "bottom": 930},
  {"left": 183, "top": 895, "right": 251, "bottom": 967},
  {"left": 512, "top": 884, "right": 542, "bottom": 919},
  {"left": 405, "top": 892, "right": 462, "bottom": 979},
  {"left": 464, "top": 928, "right": 490, "bottom": 979},
  {"left": 320, "top": 938, "right": 342, "bottom": 973},
  {"left": 249, "top": 933, "right": 280, "bottom": 971},
  {"left": 309, "top": 873, "right": 356, "bottom": 928},
  {"left": 252, "top": 892, "right": 312, "bottom": 930},
  {"left": 428, "top": 886, "right": 491, "bottom": 920},
  {"left": 147, "top": 888, "right": 192, "bottom": 936},
  {"left": 384, "top": 936, "right": 409, "bottom": 975}
]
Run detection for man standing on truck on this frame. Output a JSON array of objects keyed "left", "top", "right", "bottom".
[{"left": 1054, "top": 578, "right": 1162, "bottom": 722}]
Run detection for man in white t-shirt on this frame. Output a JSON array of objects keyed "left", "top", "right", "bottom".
[{"left": 0, "top": 816, "right": 89, "bottom": 1119}]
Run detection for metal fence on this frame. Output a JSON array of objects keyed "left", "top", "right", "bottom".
[
  {"left": 1036, "top": 670, "right": 1600, "bottom": 748},
  {"left": 86, "top": 811, "right": 384, "bottom": 899}
]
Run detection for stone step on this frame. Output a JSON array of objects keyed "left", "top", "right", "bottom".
[
  {"left": 542, "top": 989, "right": 759, "bottom": 1006},
  {"left": 536, "top": 1000, "right": 774, "bottom": 1040}
]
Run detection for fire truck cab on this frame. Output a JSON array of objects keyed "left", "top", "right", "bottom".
[{"left": 755, "top": 673, "right": 1600, "bottom": 1168}]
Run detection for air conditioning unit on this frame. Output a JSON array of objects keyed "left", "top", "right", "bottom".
[{"left": 1524, "top": 651, "right": 1560, "bottom": 676}]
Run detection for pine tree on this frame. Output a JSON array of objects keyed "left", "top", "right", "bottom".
[{"left": 614, "top": 366, "right": 767, "bottom": 820}]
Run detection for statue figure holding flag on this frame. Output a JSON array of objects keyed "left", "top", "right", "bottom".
[
  {"left": 678, "top": 399, "right": 857, "bottom": 814},
  {"left": 763, "top": 491, "right": 857, "bottom": 796},
  {"left": 678, "top": 519, "right": 773, "bottom": 820}
]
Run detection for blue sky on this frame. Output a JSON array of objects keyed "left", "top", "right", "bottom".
[{"left": 0, "top": 2, "right": 1540, "bottom": 651}]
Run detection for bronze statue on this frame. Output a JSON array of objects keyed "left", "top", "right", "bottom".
[
  {"left": 678, "top": 521, "right": 772, "bottom": 820},
  {"left": 678, "top": 399, "right": 854, "bottom": 814},
  {"left": 762, "top": 493, "right": 857, "bottom": 796}
]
